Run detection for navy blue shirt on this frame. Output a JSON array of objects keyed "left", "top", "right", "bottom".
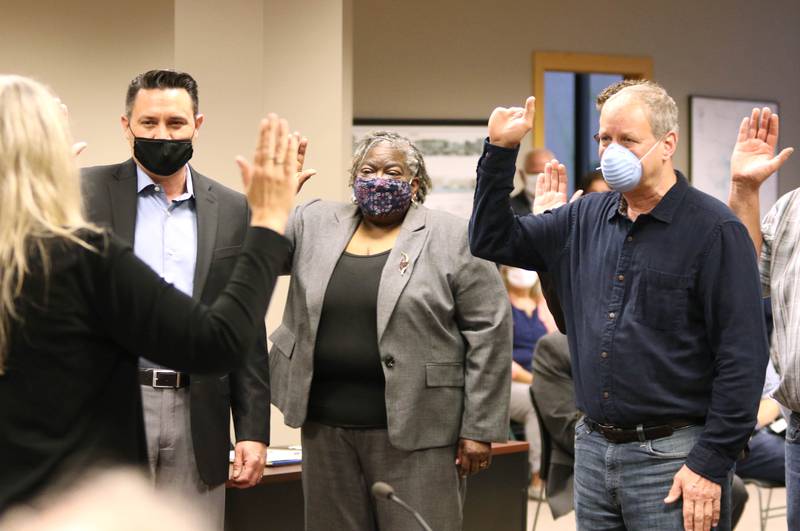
[
  {"left": 511, "top": 306, "right": 547, "bottom": 371},
  {"left": 469, "top": 141, "right": 768, "bottom": 484}
]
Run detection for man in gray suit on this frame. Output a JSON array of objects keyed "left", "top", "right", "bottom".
[{"left": 81, "top": 70, "right": 268, "bottom": 528}]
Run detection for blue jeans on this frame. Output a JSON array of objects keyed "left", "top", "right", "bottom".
[
  {"left": 736, "top": 428, "right": 785, "bottom": 485},
  {"left": 786, "top": 412, "right": 800, "bottom": 530},
  {"left": 574, "top": 418, "right": 732, "bottom": 530}
]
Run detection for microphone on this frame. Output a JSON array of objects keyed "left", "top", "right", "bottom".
[{"left": 371, "top": 482, "right": 434, "bottom": 531}]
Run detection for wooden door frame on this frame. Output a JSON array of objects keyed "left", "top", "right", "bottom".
[{"left": 532, "top": 52, "right": 654, "bottom": 147}]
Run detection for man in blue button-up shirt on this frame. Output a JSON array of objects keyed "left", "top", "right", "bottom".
[
  {"left": 81, "top": 70, "right": 272, "bottom": 530},
  {"left": 470, "top": 82, "right": 768, "bottom": 531}
]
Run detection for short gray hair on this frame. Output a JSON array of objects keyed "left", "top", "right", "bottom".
[
  {"left": 349, "top": 131, "right": 432, "bottom": 203},
  {"left": 607, "top": 81, "right": 679, "bottom": 138}
]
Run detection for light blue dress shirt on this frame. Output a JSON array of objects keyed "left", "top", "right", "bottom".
[{"left": 134, "top": 164, "right": 198, "bottom": 369}]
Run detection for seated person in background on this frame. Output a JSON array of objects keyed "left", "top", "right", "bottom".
[
  {"left": 530, "top": 332, "right": 579, "bottom": 519},
  {"left": 500, "top": 266, "right": 557, "bottom": 496},
  {"left": 736, "top": 360, "right": 786, "bottom": 485},
  {"left": 532, "top": 331, "right": 751, "bottom": 527},
  {"left": 510, "top": 148, "right": 554, "bottom": 215},
  {"left": 578, "top": 169, "right": 611, "bottom": 194}
]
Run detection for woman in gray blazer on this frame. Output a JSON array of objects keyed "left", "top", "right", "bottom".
[{"left": 269, "top": 131, "right": 512, "bottom": 531}]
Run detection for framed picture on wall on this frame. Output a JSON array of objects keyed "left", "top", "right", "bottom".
[
  {"left": 690, "top": 96, "right": 780, "bottom": 218},
  {"left": 352, "top": 119, "right": 486, "bottom": 220}
]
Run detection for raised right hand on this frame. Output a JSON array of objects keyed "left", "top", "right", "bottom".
[
  {"left": 730, "top": 107, "right": 794, "bottom": 191},
  {"left": 293, "top": 132, "right": 317, "bottom": 193},
  {"left": 488, "top": 96, "right": 536, "bottom": 148},
  {"left": 236, "top": 114, "right": 299, "bottom": 235},
  {"left": 532, "top": 159, "right": 583, "bottom": 215}
]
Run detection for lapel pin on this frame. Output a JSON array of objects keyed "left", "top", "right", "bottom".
[{"left": 399, "top": 252, "right": 410, "bottom": 275}]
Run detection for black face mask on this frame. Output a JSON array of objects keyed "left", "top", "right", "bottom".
[{"left": 130, "top": 129, "right": 194, "bottom": 176}]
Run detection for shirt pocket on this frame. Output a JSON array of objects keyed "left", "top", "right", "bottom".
[
  {"left": 425, "top": 362, "right": 465, "bottom": 387},
  {"left": 636, "top": 268, "right": 692, "bottom": 331}
]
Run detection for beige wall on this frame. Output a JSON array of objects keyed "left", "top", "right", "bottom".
[
  {"left": 0, "top": 0, "right": 175, "bottom": 166},
  {"left": 353, "top": 0, "right": 800, "bottom": 194},
  {"left": 173, "top": 0, "right": 353, "bottom": 447}
]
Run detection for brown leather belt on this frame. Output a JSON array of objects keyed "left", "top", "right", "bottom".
[
  {"left": 584, "top": 417, "right": 702, "bottom": 444},
  {"left": 138, "top": 369, "right": 190, "bottom": 389}
]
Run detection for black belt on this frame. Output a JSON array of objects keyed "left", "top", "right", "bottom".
[
  {"left": 584, "top": 417, "right": 701, "bottom": 444},
  {"left": 139, "top": 369, "right": 190, "bottom": 389}
]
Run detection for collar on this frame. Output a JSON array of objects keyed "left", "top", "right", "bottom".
[
  {"left": 136, "top": 164, "right": 194, "bottom": 201},
  {"left": 606, "top": 170, "right": 689, "bottom": 224}
]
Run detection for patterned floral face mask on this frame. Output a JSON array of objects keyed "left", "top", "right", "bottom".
[{"left": 353, "top": 176, "right": 413, "bottom": 218}]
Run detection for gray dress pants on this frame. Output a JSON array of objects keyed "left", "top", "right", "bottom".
[
  {"left": 301, "top": 421, "right": 466, "bottom": 531},
  {"left": 141, "top": 386, "right": 226, "bottom": 531}
]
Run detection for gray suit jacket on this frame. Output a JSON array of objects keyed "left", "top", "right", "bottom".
[
  {"left": 81, "top": 159, "right": 269, "bottom": 486},
  {"left": 531, "top": 332, "right": 581, "bottom": 519},
  {"left": 269, "top": 200, "right": 512, "bottom": 450}
]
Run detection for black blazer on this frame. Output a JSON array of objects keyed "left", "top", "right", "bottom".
[
  {"left": 0, "top": 228, "right": 287, "bottom": 511},
  {"left": 81, "top": 160, "right": 270, "bottom": 486}
]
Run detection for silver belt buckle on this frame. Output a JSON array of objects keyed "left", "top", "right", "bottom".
[{"left": 152, "top": 369, "right": 178, "bottom": 388}]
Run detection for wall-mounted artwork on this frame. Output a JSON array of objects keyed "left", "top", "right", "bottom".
[
  {"left": 353, "top": 119, "right": 486, "bottom": 220},
  {"left": 690, "top": 96, "right": 780, "bottom": 218}
]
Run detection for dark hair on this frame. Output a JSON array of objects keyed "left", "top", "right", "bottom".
[
  {"left": 579, "top": 169, "right": 605, "bottom": 194},
  {"left": 125, "top": 70, "right": 199, "bottom": 118}
]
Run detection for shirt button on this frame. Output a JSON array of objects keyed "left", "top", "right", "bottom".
[
  {"left": 383, "top": 356, "right": 395, "bottom": 368},
  {"left": 602, "top": 391, "right": 610, "bottom": 399},
  {"left": 608, "top": 312, "right": 615, "bottom": 319},
  {"left": 601, "top": 351, "right": 608, "bottom": 359},
  {"left": 627, "top": 236, "right": 633, "bottom": 242},
  {"left": 617, "top": 274, "right": 625, "bottom": 281},
  {"left": 154, "top": 185, "right": 161, "bottom": 192}
]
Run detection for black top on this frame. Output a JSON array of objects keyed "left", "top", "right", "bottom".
[
  {"left": 0, "top": 227, "right": 288, "bottom": 511},
  {"left": 307, "top": 250, "right": 390, "bottom": 428},
  {"left": 470, "top": 140, "right": 769, "bottom": 485}
]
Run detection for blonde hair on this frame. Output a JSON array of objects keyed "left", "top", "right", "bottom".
[
  {"left": 499, "top": 265, "right": 543, "bottom": 300},
  {"left": 0, "top": 75, "right": 99, "bottom": 373},
  {"left": 605, "top": 81, "right": 679, "bottom": 138}
]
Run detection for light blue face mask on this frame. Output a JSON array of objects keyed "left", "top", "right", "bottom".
[{"left": 599, "top": 136, "right": 665, "bottom": 193}]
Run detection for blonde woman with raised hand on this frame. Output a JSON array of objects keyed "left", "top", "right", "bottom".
[{"left": 0, "top": 75, "right": 297, "bottom": 513}]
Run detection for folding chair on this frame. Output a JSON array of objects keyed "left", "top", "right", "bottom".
[{"left": 742, "top": 478, "right": 786, "bottom": 531}]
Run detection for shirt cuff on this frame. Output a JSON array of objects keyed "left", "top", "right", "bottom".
[
  {"left": 478, "top": 138, "right": 520, "bottom": 172},
  {"left": 685, "top": 442, "right": 735, "bottom": 486}
]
